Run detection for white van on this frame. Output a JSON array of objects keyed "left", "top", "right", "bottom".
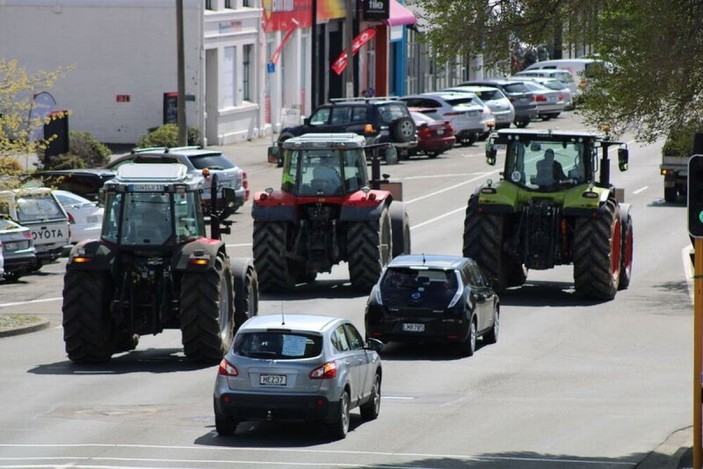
[
  {"left": 0, "top": 188, "right": 70, "bottom": 268},
  {"left": 513, "top": 69, "right": 577, "bottom": 95},
  {"left": 524, "top": 58, "right": 608, "bottom": 95}
]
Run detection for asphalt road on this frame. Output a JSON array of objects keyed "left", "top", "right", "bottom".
[{"left": 0, "top": 111, "right": 694, "bottom": 468}]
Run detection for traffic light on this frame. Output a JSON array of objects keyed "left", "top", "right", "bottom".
[{"left": 688, "top": 154, "right": 703, "bottom": 237}]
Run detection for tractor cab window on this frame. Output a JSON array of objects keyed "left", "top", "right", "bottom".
[
  {"left": 174, "top": 192, "right": 206, "bottom": 242},
  {"left": 282, "top": 148, "right": 367, "bottom": 196},
  {"left": 505, "top": 140, "right": 587, "bottom": 190}
]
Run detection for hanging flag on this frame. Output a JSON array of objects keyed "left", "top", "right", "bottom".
[
  {"left": 331, "top": 27, "right": 377, "bottom": 75},
  {"left": 270, "top": 19, "right": 299, "bottom": 65}
]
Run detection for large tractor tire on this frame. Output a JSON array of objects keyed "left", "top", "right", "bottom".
[
  {"left": 233, "top": 263, "right": 258, "bottom": 331},
  {"left": 618, "top": 207, "right": 634, "bottom": 290},
  {"left": 348, "top": 207, "right": 392, "bottom": 292},
  {"left": 62, "top": 271, "right": 114, "bottom": 363},
  {"left": 389, "top": 202, "right": 411, "bottom": 258},
  {"left": 573, "top": 200, "right": 621, "bottom": 300},
  {"left": 253, "top": 221, "right": 296, "bottom": 292},
  {"left": 463, "top": 199, "right": 509, "bottom": 291},
  {"left": 180, "top": 254, "right": 234, "bottom": 363}
]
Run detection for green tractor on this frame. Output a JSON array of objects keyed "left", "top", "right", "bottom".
[{"left": 463, "top": 128, "right": 633, "bottom": 300}]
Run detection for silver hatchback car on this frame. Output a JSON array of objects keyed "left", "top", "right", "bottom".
[{"left": 213, "top": 314, "right": 383, "bottom": 439}]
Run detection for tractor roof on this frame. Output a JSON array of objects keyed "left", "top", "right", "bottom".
[
  {"left": 491, "top": 128, "right": 623, "bottom": 144},
  {"left": 104, "top": 163, "right": 204, "bottom": 192},
  {"left": 280, "top": 133, "right": 367, "bottom": 150}
]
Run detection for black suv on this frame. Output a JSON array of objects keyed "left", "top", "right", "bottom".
[
  {"left": 365, "top": 254, "right": 500, "bottom": 357},
  {"left": 461, "top": 79, "right": 538, "bottom": 128},
  {"left": 29, "top": 168, "right": 116, "bottom": 202},
  {"left": 276, "top": 98, "right": 418, "bottom": 165}
]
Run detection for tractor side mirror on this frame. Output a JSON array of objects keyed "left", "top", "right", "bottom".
[
  {"left": 267, "top": 145, "right": 281, "bottom": 165},
  {"left": 618, "top": 148, "right": 629, "bottom": 172},
  {"left": 486, "top": 143, "right": 497, "bottom": 166}
]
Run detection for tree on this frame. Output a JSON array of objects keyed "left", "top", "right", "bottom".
[
  {"left": 415, "top": 0, "right": 702, "bottom": 142},
  {"left": 0, "top": 59, "right": 71, "bottom": 188}
]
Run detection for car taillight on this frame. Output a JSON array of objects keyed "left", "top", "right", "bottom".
[
  {"left": 218, "top": 358, "right": 238, "bottom": 377},
  {"left": 419, "top": 126, "right": 431, "bottom": 138},
  {"left": 310, "top": 361, "right": 337, "bottom": 379},
  {"left": 67, "top": 212, "right": 75, "bottom": 224},
  {"left": 535, "top": 95, "right": 547, "bottom": 102}
]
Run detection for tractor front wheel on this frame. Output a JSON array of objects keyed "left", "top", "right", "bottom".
[
  {"left": 463, "top": 199, "right": 508, "bottom": 291},
  {"left": 180, "top": 254, "right": 234, "bottom": 363},
  {"left": 389, "top": 202, "right": 411, "bottom": 258}
]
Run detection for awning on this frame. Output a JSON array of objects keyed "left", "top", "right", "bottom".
[{"left": 385, "top": 0, "right": 417, "bottom": 27}]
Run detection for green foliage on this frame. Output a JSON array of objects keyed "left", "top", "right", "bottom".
[
  {"left": 137, "top": 124, "right": 201, "bottom": 148},
  {"left": 661, "top": 121, "right": 703, "bottom": 157},
  {"left": 39, "top": 130, "right": 112, "bottom": 170}
]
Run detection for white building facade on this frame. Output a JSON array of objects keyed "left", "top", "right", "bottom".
[{"left": 0, "top": 0, "right": 270, "bottom": 146}]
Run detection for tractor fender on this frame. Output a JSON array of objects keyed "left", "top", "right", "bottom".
[
  {"left": 65, "top": 239, "right": 115, "bottom": 272},
  {"left": 339, "top": 199, "right": 389, "bottom": 222},
  {"left": 252, "top": 190, "right": 299, "bottom": 222},
  {"left": 175, "top": 238, "right": 227, "bottom": 271}
]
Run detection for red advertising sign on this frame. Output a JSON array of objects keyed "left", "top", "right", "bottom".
[
  {"left": 270, "top": 20, "right": 299, "bottom": 65},
  {"left": 262, "top": 0, "right": 312, "bottom": 32},
  {"left": 331, "top": 27, "right": 377, "bottom": 75}
]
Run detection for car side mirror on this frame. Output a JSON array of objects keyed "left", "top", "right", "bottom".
[
  {"left": 267, "top": 145, "right": 281, "bottom": 165},
  {"left": 618, "top": 148, "right": 629, "bottom": 172},
  {"left": 366, "top": 337, "right": 384, "bottom": 353},
  {"left": 219, "top": 187, "right": 237, "bottom": 219}
]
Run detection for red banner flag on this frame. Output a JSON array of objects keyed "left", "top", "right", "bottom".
[
  {"left": 270, "top": 19, "right": 299, "bottom": 65},
  {"left": 330, "top": 27, "right": 377, "bottom": 75}
]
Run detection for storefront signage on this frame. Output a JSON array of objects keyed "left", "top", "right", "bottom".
[{"left": 363, "top": 0, "right": 389, "bottom": 20}]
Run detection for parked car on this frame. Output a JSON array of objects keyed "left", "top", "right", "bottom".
[
  {"left": 519, "top": 80, "right": 566, "bottom": 119},
  {"left": 460, "top": 79, "right": 538, "bottom": 128},
  {"left": 275, "top": 98, "right": 418, "bottom": 165},
  {"left": 514, "top": 76, "right": 575, "bottom": 110},
  {"left": 443, "top": 85, "right": 515, "bottom": 129},
  {"left": 0, "top": 218, "right": 37, "bottom": 282},
  {"left": 213, "top": 314, "right": 384, "bottom": 439},
  {"left": 106, "top": 146, "right": 248, "bottom": 213},
  {"left": 408, "top": 109, "right": 456, "bottom": 158},
  {"left": 28, "top": 168, "right": 116, "bottom": 202},
  {"left": 512, "top": 68, "right": 577, "bottom": 96},
  {"left": 365, "top": 254, "right": 500, "bottom": 357},
  {"left": 52, "top": 190, "right": 104, "bottom": 244},
  {"left": 0, "top": 188, "right": 70, "bottom": 269},
  {"left": 523, "top": 58, "right": 612, "bottom": 100},
  {"left": 399, "top": 91, "right": 494, "bottom": 146}
]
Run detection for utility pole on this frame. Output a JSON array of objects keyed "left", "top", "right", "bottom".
[
  {"left": 176, "top": 0, "right": 187, "bottom": 146},
  {"left": 343, "top": 0, "right": 354, "bottom": 98}
]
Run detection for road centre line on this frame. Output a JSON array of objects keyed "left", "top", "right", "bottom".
[
  {"left": 0, "top": 297, "right": 61, "bottom": 308},
  {"left": 404, "top": 169, "right": 500, "bottom": 205},
  {"left": 633, "top": 186, "right": 648, "bottom": 195}
]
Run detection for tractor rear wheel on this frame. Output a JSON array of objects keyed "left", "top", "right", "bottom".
[
  {"left": 253, "top": 221, "right": 296, "bottom": 292},
  {"left": 389, "top": 202, "right": 411, "bottom": 258},
  {"left": 348, "top": 207, "right": 391, "bottom": 292},
  {"left": 62, "top": 271, "right": 114, "bottom": 363},
  {"left": 573, "top": 200, "right": 621, "bottom": 300},
  {"left": 463, "top": 199, "right": 508, "bottom": 291},
  {"left": 180, "top": 254, "right": 234, "bottom": 363}
]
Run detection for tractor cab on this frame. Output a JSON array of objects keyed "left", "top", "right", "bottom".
[{"left": 279, "top": 133, "right": 370, "bottom": 197}]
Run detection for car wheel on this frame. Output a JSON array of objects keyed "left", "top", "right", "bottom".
[
  {"left": 384, "top": 145, "right": 399, "bottom": 165},
  {"left": 215, "top": 410, "right": 239, "bottom": 436},
  {"left": 329, "top": 390, "right": 350, "bottom": 440},
  {"left": 360, "top": 373, "right": 381, "bottom": 421},
  {"left": 459, "top": 317, "right": 477, "bottom": 357},
  {"left": 483, "top": 309, "right": 499, "bottom": 345},
  {"left": 664, "top": 187, "right": 677, "bottom": 203},
  {"left": 514, "top": 119, "right": 530, "bottom": 128},
  {"left": 427, "top": 151, "right": 439, "bottom": 159}
]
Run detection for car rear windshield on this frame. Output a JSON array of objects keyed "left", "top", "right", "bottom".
[
  {"left": 444, "top": 97, "right": 480, "bottom": 108},
  {"left": 503, "top": 83, "right": 530, "bottom": 93},
  {"left": 188, "top": 154, "right": 236, "bottom": 170},
  {"left": 234, "top": 332, "right": 323, "bottom": 359},
  {"left": 381, "top": 267, "right": 460, "bottom": 304},
  {"left": 475, "top": 90, "right": 503, "bottom": 101}
]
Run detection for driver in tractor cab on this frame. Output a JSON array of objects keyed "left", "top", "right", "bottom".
[
  {"left": 311, "top": 154, "right": 342, "bottom": 193},
  {"left": 534, "top": 148, "right": 567, "bottom": 187}
]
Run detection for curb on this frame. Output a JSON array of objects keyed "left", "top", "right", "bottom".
[
  {"left": 0, "top": 319, "right": 51, "bottom": 338},
  {"left": 636, "top": 426, "right": 692, "bottom": 469}
]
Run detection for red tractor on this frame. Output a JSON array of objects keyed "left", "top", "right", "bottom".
[{"left": 254, "top": 133, "right": 411, "bottom": 292}]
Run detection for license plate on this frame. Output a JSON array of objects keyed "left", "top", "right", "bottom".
[
  {"left": 402, "top": 323, "right": 425, "bottom": 332},
  {"left": 260, "top": 374, "right": 286, "bottom": 386},
  {"left": 436, "top": 129, "right": 444, "bottom": 135}
]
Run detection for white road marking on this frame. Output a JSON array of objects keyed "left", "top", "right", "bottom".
[
  {"left": 632, "top": 186, "right": 648, "bottom": 195},
  {"left": 0, "top": 297, "right": 61, "bottom": 308},
  {"left": 411, "top": 207, "right": 466, "bottom": 231},
  {"left": 405, "top": 169, "right": 500, "bottom": 205}
]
